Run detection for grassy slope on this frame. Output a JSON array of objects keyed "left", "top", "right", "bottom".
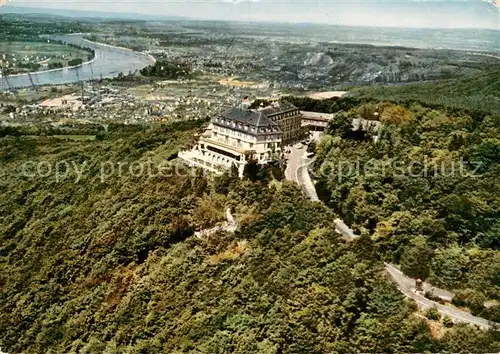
[{"left": 352, "top": 69, "right": 500, "bottom": 115}]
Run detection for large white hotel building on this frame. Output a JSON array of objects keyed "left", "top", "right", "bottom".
[{"left": 179, "top": 100, "right": 304, "bottom": 177}]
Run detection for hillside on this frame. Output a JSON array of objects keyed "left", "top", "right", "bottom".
[
  {"left": 352, "top": 69, "right": 500, "bottom": 115},
  {"left": 311, "top": 100, "right": 500, "bottom": 324},
  {"left": 1, "top": 121, "right": 499, "bottom": 353}
]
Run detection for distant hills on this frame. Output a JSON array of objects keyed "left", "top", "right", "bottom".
[
  {"left": 3, "top": 1, "right": 499, "bottom": 29},
  {"left": 1, "top": 5, "right": 188, "bottom": 21},
  {"left": 354, "top": 69, "right": 500, "bottom": 115}
]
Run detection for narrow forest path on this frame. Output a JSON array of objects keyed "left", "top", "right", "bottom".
[{"left": 195, "top": 207, "right": 238, "bottom": 239}]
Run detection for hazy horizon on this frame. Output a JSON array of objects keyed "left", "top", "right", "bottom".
[{"left": 3, "top": 0, "right": 499, "bottom": 30}]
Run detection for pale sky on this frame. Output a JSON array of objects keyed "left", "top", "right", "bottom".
[{"left": 6, "top": 0, "right": 500, "bottom": 29}]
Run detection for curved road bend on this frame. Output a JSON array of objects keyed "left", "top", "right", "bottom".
[
  {"left": 386, "top": 264, "right": 498, "bottom": 329},
  {"left": 285, "top": 144, "right": 319, "bottom": 201},
  {"left": 286, "top": 144, "right": 499, "bottom": 330}
]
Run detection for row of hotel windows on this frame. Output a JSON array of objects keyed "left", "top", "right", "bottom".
[
  {"left": 214, "top": 131, "right": 259, "bottom": 144},
  {"left": 279, "top": 124, "right": 302, "bottom": 132},
  {"left": 267, "top": 142, "right": 281, "bottom": 149},
  {"left": 214, "top": 133, "right": 282, "bottom": 149},
  {"left": 282, "top": 121, "right": 302, "bottom": 127},
  {"left": 214, "top": 119, "right": 257, "bottom": 132},
  {"left": 270, "top": 110, "right": 299, "bottom": 120},
  {"left": 215, "top": 119, "right": 280, "bottom": 134},
  {"left": 214, "top": 126, "right": 281, "bottom": 139},
  {"left": 213, "top": 128, "right": 253, "bottom": 140}
]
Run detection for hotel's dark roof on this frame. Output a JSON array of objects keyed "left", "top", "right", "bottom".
[
  {"left": 214, "top": 107, "right": 282, "bottom": 136},
  {"left": 222, "top": 108, "right": 274, "bottom": 127},
  {"left": 259, "top": 100, "right": 298, "bottom": 117}
]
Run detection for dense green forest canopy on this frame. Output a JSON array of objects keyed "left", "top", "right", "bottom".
[
  {"left": 1, "top": 119, "right": 499, "bottom": 353},
  {"left": 140, "top": 60, "right": 194, "bottom": 80},
  {"left": 310, "top": 100, "right": 500, "bottom": 323},
  {"left": 257, "top": 89, "right": 500, "bottom": 324}
]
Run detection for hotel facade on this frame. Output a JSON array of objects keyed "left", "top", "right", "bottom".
[
  {"left": 179, "top": 105, "right": 284, "bottom": 177},
  {"left": 259, "top": 101, "right": 306, "bottom": 145}
]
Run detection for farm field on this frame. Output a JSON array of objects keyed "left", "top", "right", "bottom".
[{"left": 1, "top": 41, "right": 92, "bottom": 75}]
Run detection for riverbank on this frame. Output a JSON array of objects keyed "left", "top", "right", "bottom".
[
  {"left": 0, "top": 41, "right": 93, "bottom": 77},
  {"left": 0, "top": 34, "right": 155, "bottom": 91}
]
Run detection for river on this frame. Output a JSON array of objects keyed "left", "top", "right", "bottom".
[{"left": 0, "top": 35, "right": 155, "bottom": 91}]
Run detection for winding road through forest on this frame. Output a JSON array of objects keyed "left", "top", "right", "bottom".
[{"left": 285, "top": 143, "right": 499, "bottom": 330}]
